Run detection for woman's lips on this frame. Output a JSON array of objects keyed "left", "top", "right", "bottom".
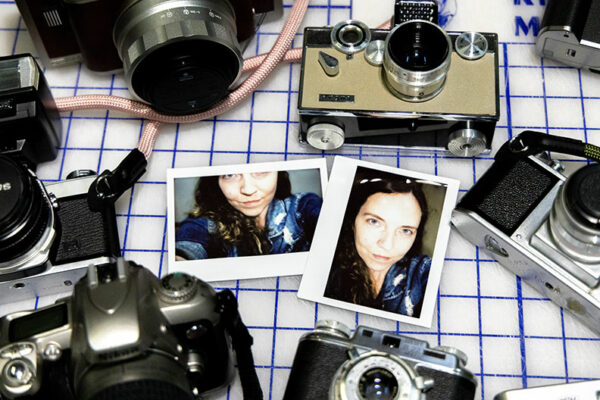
[
  {"left": 241, "top": 199, "right": 262, "bottom": 207},
  {"left": 372, "top": 253, "right": 390, "bottom": 262}
]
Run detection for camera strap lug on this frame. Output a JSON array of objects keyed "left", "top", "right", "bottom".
[{"left": 87, "top": 149, "right": 147, "bottom": 212}]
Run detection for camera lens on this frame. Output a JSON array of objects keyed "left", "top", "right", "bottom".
[
  {"left": 383, "top": 20, "right": 452, "bottom": 102},
  {"left": 358, "top": 368, "right": 399, "bottom": 400},
  {"left": 113, "top": 0, "right": 243, "bottom": 115},
  {"left": 550, "top": 164, "right": 600, "bottom": 263},
  {"left": 0, "top": 156, "right": 52, "bottom": 265}
]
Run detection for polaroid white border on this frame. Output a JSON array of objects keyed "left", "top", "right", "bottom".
[
  {"left": 166, "top": 158, "right": 328, "bottom": 282},
  {"left": 297, "top": 156, "right": 460, "bottom": 327}
]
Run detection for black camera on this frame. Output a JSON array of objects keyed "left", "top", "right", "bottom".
[
  {"left": 297, "top": 2, "right": 500, "bottom": 156},
  {"left": 452, "top": 131, "right": 600, "bottom": 334},
  {"left": 0, "top": 258, "right": 258, "bottom": 399},
  {"left": 15, "top": 0, "right": 279, "bottom": 114},
  {"left": 0, "top": 54, "right": 139, "bottom": 304},
  {"left": 536, "top": 0, "right": 600, "bottom": 72},
  {"left": 283, "top": 320, "right": 477, "bottom": 400}
]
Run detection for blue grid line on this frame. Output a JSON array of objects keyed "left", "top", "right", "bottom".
[
  {"left": 516, "top": 277, "right": 527, "bottom": 388},
  {"left": 560, "top": 309, "right": 570, "bottom": 383}
]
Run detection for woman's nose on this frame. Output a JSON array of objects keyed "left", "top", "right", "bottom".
[
  {"left": 377, "top": 230, "right": 394, "bottom": 250},
  {"left": 240, "top": 176, "right": 257, "bottom": 195}
]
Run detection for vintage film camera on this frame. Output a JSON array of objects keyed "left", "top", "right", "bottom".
[
  {"left": 283, "top": 320, "right": 477, "bottom": 400},
  {"left": 15, "top": 0, "right": 280, "bottom": 114},
  {"left": 0, "top": 54, "right": 144, "bottom": 305},
  {"left": 452, "top": 131, "right": 600, "bottom": 334},
  {"left": 297, "top": 1, "right": 500, "bottom": 156},
  {"left": 536, "top": 0, "right": 600, "bottom": 72},
  {"left": 0, "top": 258, "right": 261, "bottom": 399}
]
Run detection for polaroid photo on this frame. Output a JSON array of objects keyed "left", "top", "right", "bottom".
[
  {"left": 298, "top": 156, "right": 460, "bottom": 327},
  {"left": 167, "top": 158, "right": 328, "bottom": 281}
]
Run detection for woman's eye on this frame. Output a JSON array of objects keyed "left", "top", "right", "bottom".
[
  {"left": 221, "top": 174, "right": 239, "bottom": 180},
  {"left": 400, "top": 228, "right": 415, "bottom": 236},
  {"left": 367, "top": 218, "right": 380, "bottom": 226}
]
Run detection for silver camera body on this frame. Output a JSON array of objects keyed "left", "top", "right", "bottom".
[
  {"left": 283, "top": 320, "right": 477, "bottom": 400},
  {"left": 452, "top": 142, "right": 600, "bottom": 333},
  {"left": 297, "top": 18, "right": 500, "bottom": 156},
  {"left": 0, "top": 259, "right": 234, "bottom": 399},
  {"left": 0, "top": 172, "right": 120, "bottom": 304},
  {"left": 494, "top": 379, "right": 600, "bottom": 400}
]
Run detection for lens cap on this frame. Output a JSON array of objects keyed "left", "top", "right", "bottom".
[
  {"left": 565, "top": 164, "right": 600, "bottom": 228},
  {"left": 131, "top": 40, "right": 241, "bottom": 115}
]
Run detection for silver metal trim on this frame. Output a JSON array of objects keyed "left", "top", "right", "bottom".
[{"left": 331, "top": 20, "right": 371, "bottom": 55}]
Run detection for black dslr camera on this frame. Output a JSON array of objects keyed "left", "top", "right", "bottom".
[
  {"left": 297, "top": 0, "right": 500, "bottom": 156},
  {"left": 283, "top": 321, "right": 477, "bottom": 400},
  {"left": 15, "top": 0, "right": 279, "bottom": 114},
  {"left": 536, "top": 0, "right": 600, "bottom": 72},
  {"left": 452, "top": 131, "right": 600, "bottom": 334},
  {"left": 0, "top": 259, "right": 261, "bottom": 400},
  {"left": 0, "top": 54, "right": 144, "bottom": 304}
]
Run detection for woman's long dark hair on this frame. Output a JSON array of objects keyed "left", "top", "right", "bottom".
[
  {"left": 324, "top": 168, "right": 428, "bottom": 306},
  {"left": 188, "top": 171, "right": 292, "bottom": 257}
]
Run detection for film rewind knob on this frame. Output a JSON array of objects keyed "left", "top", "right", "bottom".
[{"left": 306, "top": 123, "right": 345, "bottom": 150}]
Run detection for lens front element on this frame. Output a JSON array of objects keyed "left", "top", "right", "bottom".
[
  {"left": 358, "top": 368, "right": 399, "bottom": 400},
  {"left": 383, "top": 20, "right": 452, "bottom": 102}
]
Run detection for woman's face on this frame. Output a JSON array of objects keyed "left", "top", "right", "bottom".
[
  {"left": 218, "top": 171, "right": 278, "bottom": 220},
  {"left": 353, "top": 192, "right": 422, "bottom": 273}
]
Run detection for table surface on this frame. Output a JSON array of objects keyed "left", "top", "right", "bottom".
[{"left": 1, "top": 0, "right": 600, "bottom": 399}]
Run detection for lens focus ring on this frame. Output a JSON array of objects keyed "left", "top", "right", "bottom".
[{"left": 383, "top": 20, "right": 452, "bottom": 102}]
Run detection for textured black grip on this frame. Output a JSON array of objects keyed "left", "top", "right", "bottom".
[
  {"left": 51, "top": 195, "right": 119, "bottom": 264},
  {"left": 458, "top": 158, "right": 558, "bottom": 235},
  {"left": 90, "top": 380, "right": 193, "bottom": 400},
  {"left": 283, "top": 340, "right": 348, "bottom": 400},
  {"left": 416, "top": 366, "right": 476, "bottom": 400},
  {"left": 541, "top": 0, "right": 590, "bottom": 40}
]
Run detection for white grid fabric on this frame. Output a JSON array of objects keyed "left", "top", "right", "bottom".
[{"left": 1, "top": 1, "right": 600, "bottom": 399}]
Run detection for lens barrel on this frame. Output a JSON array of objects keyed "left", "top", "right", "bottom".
[
  {"left": 113, "top": 0, "right": 243, "bottom": 115},
  {"left": 550, "top": 164, "right": 600, "bottom": 263},
  {"left": 383, "top": 20, "right": 452, "bottom": 102},
  {"left": 0, "top": 156, "right": 53, "bottom": 266}
]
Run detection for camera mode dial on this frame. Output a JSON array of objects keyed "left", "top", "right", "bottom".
[{"left": 159, "top": 273, "right": 198, "bottom": 303}]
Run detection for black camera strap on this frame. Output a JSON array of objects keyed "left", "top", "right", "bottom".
[
  {"left": 217, "top": 290, "right": 263, "bottom": 400},
  {"left": 506, "top": 130, "right": 600, "bottom": 162}
]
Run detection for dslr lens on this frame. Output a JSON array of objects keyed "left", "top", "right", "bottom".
[
  {"left": 113, "top": 0, "right": 243, "bottom": 115},
  {"left": 383, "top": 20, "right": 452, "bottom": 102},
  {"left": 358, "top": 368, "right": 399, "bottom": 400},
  {"left": 0, "top": 156, "right": 52, "bottom": 265}
]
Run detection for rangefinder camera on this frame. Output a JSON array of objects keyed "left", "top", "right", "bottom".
[
  {"left": 297, "top": 15, "right": 500, "bottom": 156},
  {"left": 0, "top": 259, "right": 234, "bottom": 399},
  {"left": 536, "top": 0, "right": 600, "bottom": 72},
  {"left": 494, "top": 379, "right": 600, "bottom": 400},
  {"left": 15, "top": 0, "right": 279, "bottom": 114},
  {"left": 452, "top": 132, "right": 600, "bottom": 334},
  {"left": 283, "top": 320, "right": 477, "bottom": 400}
]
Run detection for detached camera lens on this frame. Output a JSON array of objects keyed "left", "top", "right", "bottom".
[
  {"left": 358, "top": 368, "right": 399, "bottom": 400},
  {"left": 0, "top": 156, "right": 51, "bottom": 263},
  {"left": 114, "top": 0, "right": 243, "bottom": 115},
  {"left": 383, "top": 20, "right": 452, "bottom": 102}
]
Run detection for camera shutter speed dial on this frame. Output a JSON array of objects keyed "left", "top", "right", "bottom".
[
  {"left": 159, "top": 273, "right": 198, "bottom": 303},
  {"left": 447, "top": 129, "right": 487, "bottom": 157},
  {"left": 455, "top": 32, "right": 488, "bottom": 60}
]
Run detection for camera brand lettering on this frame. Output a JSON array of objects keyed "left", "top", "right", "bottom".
[
  {"left": 0, "top": 183, "right": 12, "bottom": 191},
  {"left": 319, "top": 94, "right": 355, "bottom": 103}
]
